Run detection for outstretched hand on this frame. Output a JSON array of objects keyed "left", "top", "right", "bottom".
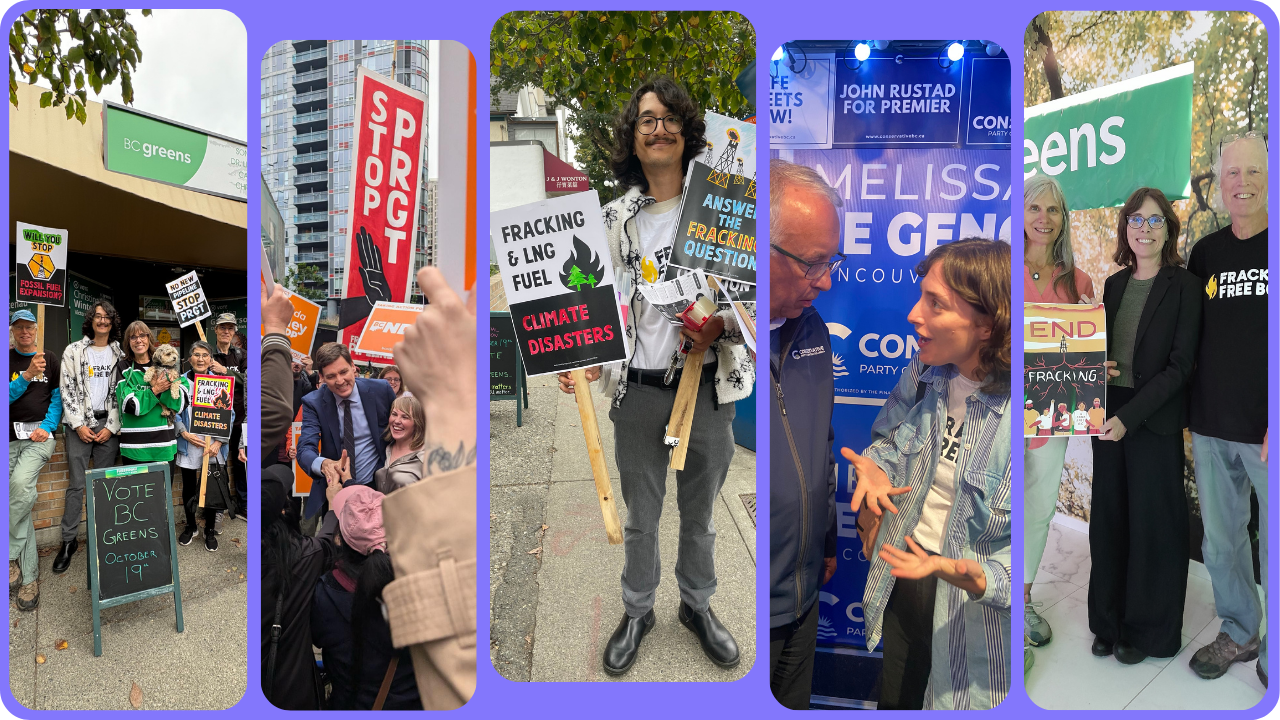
[{"left": 842, "top": 447, "right": 910, "bottom": 517}]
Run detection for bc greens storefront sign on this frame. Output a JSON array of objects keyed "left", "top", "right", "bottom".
[
  {"left": 103, "top": 103, "right": 248, "bottom": 201},
  {"left": 1024, "top": 62, "right": 1192, "bottom": 210}
]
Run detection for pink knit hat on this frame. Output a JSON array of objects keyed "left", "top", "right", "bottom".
[{"left": 332, "top": 485, "right": 387, "bottom": 555}]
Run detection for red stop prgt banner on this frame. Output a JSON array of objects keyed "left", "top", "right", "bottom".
[{"left": 339, "top": 65, "right": 429, "bottom": 361}]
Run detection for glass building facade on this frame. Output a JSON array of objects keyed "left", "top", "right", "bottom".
[{"left": 261, "top": 40, "right": 437, "bottom": 318}]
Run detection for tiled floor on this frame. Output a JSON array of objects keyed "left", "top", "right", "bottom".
[{"left": 1025, "top": 519, "right": 1268, "bottom": 710}]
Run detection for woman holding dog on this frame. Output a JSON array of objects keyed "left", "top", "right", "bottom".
[{"left": 115, "top": 322, "right": 189, "bottom": 464}]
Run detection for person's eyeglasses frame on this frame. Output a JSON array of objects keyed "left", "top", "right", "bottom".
[
  {"left": 1126, "top": 215, "right": 1166, "bottom": 231},
  {"left": 771, "top": 243, "right": 846, "bottom": 280},
  {"left": 636, "top": 114, "right": 683, "bottom": 136}
]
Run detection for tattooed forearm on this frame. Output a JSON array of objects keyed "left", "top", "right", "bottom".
[{"left": 424, "top": 441, "right": 478, "bottom": 476}]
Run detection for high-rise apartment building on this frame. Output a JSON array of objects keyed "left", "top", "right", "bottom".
[{"left": 261, "top": 40, "right": 437, "bottom": 319}]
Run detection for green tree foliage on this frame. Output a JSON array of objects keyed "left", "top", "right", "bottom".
[
  {"left": 1024, "top": 11, "right": 1268, "bottom": 286},
  {"left": 491, "top": 11, "right": 755, "bottom": 200},
  {"left": 9, "top": 9, "right": 151, "bottom": 123},
  {"left": 284, "top": 263, "right": 328, "bottom": 303}
]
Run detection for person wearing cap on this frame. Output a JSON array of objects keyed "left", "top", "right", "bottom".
[
  {"left": 56, "top": 301, "right": 125, "bottom": 573},
  {"left": 313, "top": 483, "right": 420, "bottom": 709},
  {"left": 210, "top": 312, "right": 249, "bottom": 517},
  {"left": 174, "top": 341, "right": 231, "bottom": 551},
  {"left": 9, "top": 309, "right": 62, "bottom": 610}
]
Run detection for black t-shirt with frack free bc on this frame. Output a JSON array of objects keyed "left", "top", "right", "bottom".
[
  {"left": 9, "top": 347, "right": 61, "bottom": 441},
  {"left": 1187, "top": 225, "right": 1268, "bottom": 444}
]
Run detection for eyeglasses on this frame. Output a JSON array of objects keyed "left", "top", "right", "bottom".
[
  {"left": 1126, "top": 215, "right": 1165, "bottom": 230},
  {"left": 1219, "top": 131, "right": 1269, "bottom": 157},
  {"left": 91, "top": 313, "right": 111, "bottom": 321},
  {"left": 636, "top": 115, "right": 683, "bottom": 135},
  {"left": 771, "top": 243, "right": 845, "bottom": 279}
]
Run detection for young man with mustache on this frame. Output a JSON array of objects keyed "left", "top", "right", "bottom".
[{"left": 556, "top": 77, "right": 753, "bottom": 675}]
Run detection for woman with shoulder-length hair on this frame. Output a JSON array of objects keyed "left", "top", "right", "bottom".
[
  {"left": 374, "top": 394, "right": 427, "bottom": 494},
  {"left": 1088, "top": 187, "right": 1201, "bottom": 664},
  {"left": 846, "top": 238, "right": 1012, "bottom": 709},
  {"left": 1022, "top": 173, "right": 1097, "bottom": 656}
]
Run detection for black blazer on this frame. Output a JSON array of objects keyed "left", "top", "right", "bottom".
[{"left": 1102, "top": 264, "right": 1202, "bottom": 435}]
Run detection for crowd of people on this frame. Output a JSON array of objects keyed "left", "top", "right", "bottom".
[
  {"left": 260, "top": 266, "right": 477, "bottom": 710},
  {"left": 9, "top": 305, "right": 248, "bottom": 611},
  {"left": 1022, "top": 133, "right": 1269, "bottom": 688}
]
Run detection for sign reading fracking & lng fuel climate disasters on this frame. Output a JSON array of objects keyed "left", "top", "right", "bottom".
[
  {"left": 190, "top": 373, "right": 234, "bottom": 441},
  {"left": 491, "top": 190, "right": 628, "bottom": 377},
  {"left": 1023, "top": 303, "right": 1108, "bottom": 438},
  {"left": 14, "top": 222, "right": 68, "bottom": 307},
  {"left": 669, "top": 161, "right": 758, "bottom": 284},
  {"left": 165, "top": 271, "right": 211, "bottom": 328}
]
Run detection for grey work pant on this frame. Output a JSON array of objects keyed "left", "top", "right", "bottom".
[
  {"left": 609, "top": 379, "right": 736, "bottom": 617},
  {"left": 62, "top": 426, "right": 119, "bottom": 543}
]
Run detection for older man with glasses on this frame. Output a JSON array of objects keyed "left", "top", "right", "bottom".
[
  {"left": 1186, "top": 131, "right": 1271, "bottom": 688},
  {"left": 768, "top": 158, "right": 845, "bottom": 708}
]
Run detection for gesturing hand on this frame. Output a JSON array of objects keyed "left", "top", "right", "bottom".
[
  {"left": 842, "top": 447, "right": 910, "bottom": 517},
  {"left": 339, "top": 228, "right": 392, "bottom": 329},
  {"left": 880, "top": 537, "right": 988, "bottom": 596}
]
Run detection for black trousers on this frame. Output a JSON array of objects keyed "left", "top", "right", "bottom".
[
  {"left": 770, "top": 600, "right": 819, "bottom": 709},
  {"left": 878, "top": 574, "right": 937, "bottom": 710},
  {"left": 1088, "top": 386, "right": 1189, "bottom": 657}
]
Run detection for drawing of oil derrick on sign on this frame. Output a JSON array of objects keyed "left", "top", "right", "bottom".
[
  {"left": 337, "top": 66, "right": 428, "bottom": 364},
  {"left": 1023, "top": 303, "right": 1107, "bottom": 438},
  {"left": 491, "top": 190, "right": 629, "bottom": 543},
  {"left": 669, "top": 160, "right": 757, "bottom": 284}
]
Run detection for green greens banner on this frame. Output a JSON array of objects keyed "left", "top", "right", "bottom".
[
  {"left": 68, "top": 272, "right": 114, "bottom": 340},
  {"left": 1024, "top": 62, "right": 1192, "bottom": 210},
  {"left": 103, "top": 103, "right": 248, "bottom": 201}
]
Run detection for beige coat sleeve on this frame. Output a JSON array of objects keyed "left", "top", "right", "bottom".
[{"left": 380, "top": 465, "right": 476, "bottom": 710}]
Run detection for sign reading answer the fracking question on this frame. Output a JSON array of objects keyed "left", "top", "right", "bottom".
[
  {"left": 491, "top": 190, "right": 628, "bottom": 376},
  {"left": 14, "top": 221, "right": 68, "bottom": 307},
  {"left": 669, "top": 160, "right": 758, "bottom": 285},
  {"left": 190, "top": 373, "right": 234, "bottom": 441},
  {"left": 1023, "top": 303, "right": 1107, "bottom": 438},
  {"left": 165, "top": 270, "right": 211, "bottom": 327}
]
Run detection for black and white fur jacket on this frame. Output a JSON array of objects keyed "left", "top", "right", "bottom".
[{"left": 601, "top": 185, "right": 756, "bottom": 408}]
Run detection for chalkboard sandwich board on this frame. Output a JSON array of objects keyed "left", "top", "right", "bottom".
[
  {"left": 84, "top": 462, "right": 184, "bottom": 656},
  {"left": 490, "top": 311, "right": 528, "bottom": 426}
]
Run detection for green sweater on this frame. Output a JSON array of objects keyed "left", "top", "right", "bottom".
[{"left": 116, "top": 368, "right": 190, "bottom": 463}]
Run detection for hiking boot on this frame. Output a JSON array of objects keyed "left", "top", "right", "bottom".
[
  {"left": 1190, "top": 631, "right": 1260, "bottom": 679},
  {"left": 9, "top": 561, "right": 20, "bottom": 592},
  {"left": 178, "top": 525, "right": 197, "bottom": 546},
  {"left": 1025, "top": 600, "right": 1052, "bottom": 646},
  {"left": 204, "top": 527, "right": 218, "bottom": 553},
  {"left": 16, "top": 582, "right": 38, "bottom": 611}
]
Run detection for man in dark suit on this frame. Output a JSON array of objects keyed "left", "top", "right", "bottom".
[{"left": 298, "top": 342, "right": 396, "bottom": 518}]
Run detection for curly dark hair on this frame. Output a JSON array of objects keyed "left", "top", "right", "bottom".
[
  {"left": 610, "top": 76, "right": 707, "bottom": 193},
  {"left": 914, "top": 238, "right": 1011, "bottom": 396},
  {"left": 80, "top": 301, "right": 123, "bottom": 344}
]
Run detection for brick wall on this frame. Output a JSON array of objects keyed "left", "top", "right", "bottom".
[{"left": 31, "top": 433, "right": 189, "bottom": 547}]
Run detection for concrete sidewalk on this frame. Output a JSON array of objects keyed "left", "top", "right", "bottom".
[
  {"left": 490, "top": 374, "right": 756, "bottom": 682},
  {"left": 9, "top": 517, "right": 248, "bottom": 710}
]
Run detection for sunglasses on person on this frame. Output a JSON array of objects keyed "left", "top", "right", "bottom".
[
  {"left": 636, "top": 114, "right": 683, "bottom": 135},
  {"left": 1126, "top": 215, "right": 1166, "bottom": 230},
  {"left": 771, "top": 243, "right": 846, "bottom": 279}
]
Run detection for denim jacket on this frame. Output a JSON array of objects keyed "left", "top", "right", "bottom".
[{"left": 861, "top": 357, "right": 1011, "bottom": 709}]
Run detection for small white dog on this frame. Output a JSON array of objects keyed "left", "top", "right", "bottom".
[{"left": 143, "top": 344, "right": 183, "bottom": 416}]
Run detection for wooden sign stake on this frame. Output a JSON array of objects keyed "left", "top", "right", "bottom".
[
  {"left": 571, "top": 368, "right": 622, "bottom": 544},
  {"left": 665, "top": 348, "right": 707, "bottom": 471},
  {"left": 33, "top": 304, "right": 46, "bottom": 381},
  {"left": 192, "top": 322, "right": 213, "bottom": 509}
]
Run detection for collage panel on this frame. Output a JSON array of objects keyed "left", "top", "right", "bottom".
[
  {"left": 7, "top": 9, "right": 249, "bottom": 710},
  {"left": 1021, "top": 10, "right": 1269, "bottom": 710},
  {"left": 258, "top": 39, "right": 478, "bottom": 710},
  {"left": 487, "top": 11, "right": 759, "bottom": 683},
  {"left": 769, "top": 39, "right": 1013, "bottom": 709}
]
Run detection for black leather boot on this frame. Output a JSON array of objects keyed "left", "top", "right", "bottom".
[
  {"left": 52, "top": 538, "right": 77, "bottom": 574},
  {"left": 679, "top": 601, "right": 740, "bottom": 668},
  {"left": 602, "top": 609, "right": 654, "bottom": 675}
]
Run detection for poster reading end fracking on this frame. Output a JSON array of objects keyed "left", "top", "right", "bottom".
[
  {"left": 1024, "top": 303, "right": 1107, "bottom": 438},
  {"left": 491, "top": 190, "right": 629, "bottom": 377}
]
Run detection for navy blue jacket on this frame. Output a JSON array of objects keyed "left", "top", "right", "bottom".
[
  {"left": 299, "top": 377, "right": 396, "bottom": 518},
  {"left": 770, "top": 308, "right": 838, "bottom": 629}
]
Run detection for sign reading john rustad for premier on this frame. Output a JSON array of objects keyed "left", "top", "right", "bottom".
[
  {"left": 491, "top": 190, "right": 628, "bottom": 377},
  {"left": 14, "top": 221, "right": 68, "bottom": 306}
]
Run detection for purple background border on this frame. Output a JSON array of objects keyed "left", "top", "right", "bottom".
[{"left": 0, "top": 0, "right": 1274, "bottom": 717}]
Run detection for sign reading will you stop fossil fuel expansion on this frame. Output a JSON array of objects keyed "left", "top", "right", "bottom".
[
  {"left": 103, "top": 103, "right": 249, "bottom": 201},
  {"left": 491, "top": 190, "right": 629, "bottom": 377},
  {"left": 14, "top": 221, "right": 68, "bottom": 306}
]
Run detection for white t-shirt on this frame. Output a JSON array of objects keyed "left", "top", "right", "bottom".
[
  {"left": 1072, "top": 409, "right": 1090, "bottom": 432},
  {"left": 86, "top": 345, "right": 115, "bottom": 414},
  {"left": 914, "top": 372, "right": 983, "bottom": 554},
  {"left": 632, "top": 197, "right": 713, "bottom": 371}
]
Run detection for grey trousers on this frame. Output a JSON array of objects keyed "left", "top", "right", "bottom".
[
  {"left": 62, "top": 427, "right": 119, "bottom": 543},
  {"left": 609, "top": 379, "right": 736, "bottom": 617}
]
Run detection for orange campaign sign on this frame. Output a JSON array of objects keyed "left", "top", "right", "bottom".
[
  {"left": 353, "top": 301, "right": 423, "bottom": 359},
  {"left": 289, "top": 422, "right": 313, "bottom": 497},
  {"left": 260, "top": 287, "right": 322, "bottom": 363}
]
